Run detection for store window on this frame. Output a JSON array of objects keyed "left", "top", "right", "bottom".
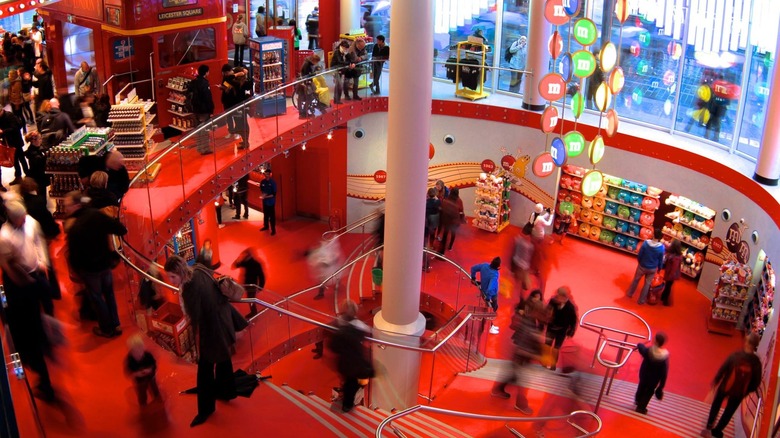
[
  {"left": 496, "top": 0, "right": 529, "bottom": 94},
  {"left": 158, "top": 28, "right": 216, "bottom": 68},
  {"left": 433, "top": 0, "right": 497, "bottom": 88}
]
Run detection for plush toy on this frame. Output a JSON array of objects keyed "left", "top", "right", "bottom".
[
  {"left": 597, "top": 185, "right": 608, "bottom": 198},
  {"left": 629, "top": 193, "right": 642, "bottom": 206},
  {"left": 603, "top": 216, "right": 617, "bottom": 230},
  {"left": 559, "top": 201, "right": 574, "bottom": 215},
  {"left": 673, "top": 222, "right": 684, "bottom": 235},
  {"left": 704, "top": 219, "right": 715, "bottom": 230},
  {"left": 642, "top": 197, "right": 659, "bottom": 211},
  {"left": 683, "top": 211, "right": 695, "bottom": 223},
  {"left": 581, "top": 209, "right": 592, "bottom": 222},
  {"left": 558, "top": 189, "right": 570, "bottom": 202},
  {"left": 625, "top": 237, "right": 639, "bottom": 252},
  {"left": 629, "top": 223, "right": 641, "bottom": 236},
  {"left": 635, "top": 183, "right": 648, "bottom": 193},
  {"left": 582, "top": 196, "right": 593, "bottom": 208},
  {"left": 563, "top": 164, "right": 585, "bottom": 177},
  {"left": 560, "top": 175, "right": 572, "bottom": 190},
  {"left": 578, "top": 223, "right": 590, "bottom": 237},
  {"left": 614, "top": 234, "right": 627, "bottom": 248},
  {"left": 604, "top": 174, "right": 623, "bottom": 186},
  {"left": 616, "top": 220, "right": 629, "bottom": 234},
  {"left": 629, "top": 208, "right": 642, "bottom": 223},
  {"left": 607, "top": 186, "right": 620, "bottom": 200},
  {"left": 621, "top": 179, "right": 633, "bottom": 189},
  {"left": 593, "top": 197, "right": 606, "bottom": 212},
  {"left": 570, "top": 192, "right": 582, "bottom": 205},
  {"left": 591, "top": 212, "right": 603, "bottom": 226},
  {"left": 639, "top": 211, "right": 654, "bottom": 226},
  {"left": 699, "top": 235, "right": 710, "bottom": 246},
  {"left": 639, "top": 227, "right": 653, "bottom": 240},
  {"left": 602, "top": 230, "right": 616, "bottom": 243},
  {"left": 572, "top": 204, "right": 582, "bottom": 217},
  {"left": 617, "top": 190, "right": 631, "bottom": 204},
  {"left": 646, "top": 186, "right": 662, "bottom": 196},
  {"left": 571, "top": 177, "right": 583, "bottom": 192},
  {"left": 605, "top": 201, "right": 618, "bottom": 215},
  {"left": 617, "top": 205, "right": 630, "bottom": 219},
  {"left": 589, "top": 225, "right": 601, "bottom": 240}
]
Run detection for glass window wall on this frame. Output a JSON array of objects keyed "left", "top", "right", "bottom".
[
  {"left": 157, "top": 28, "right": 217, "bottom": 69},
  {"left": 496, "top": 0, "right": 529, "bottom": 93}
]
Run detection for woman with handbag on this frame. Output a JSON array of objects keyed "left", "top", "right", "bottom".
[
  {"left": 0, "top": 109, "right": 28, "bottom": 186},
  {"left": 661, "top": 240, "right": 683, "bottom": 306}
]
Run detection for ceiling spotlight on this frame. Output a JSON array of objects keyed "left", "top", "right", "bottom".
[
  {"left": 19, "top": 3, "right": 24, "bottom": 8},
  {"left": 301, "top": 142, "right": 307, "bottom": 151},
  {"left": 30, "top": 1, "right": 36, "bottom": 5},
  {"left": 8, "top": 7, "right": 13, "bottom": 11},
  {"left": 327, "top": 130, "right": 333, "bottom": 140},
  {"left": 283, "top": 150, "right": 290, "bottom": 158}
]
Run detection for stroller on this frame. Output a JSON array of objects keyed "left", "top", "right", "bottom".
[{"left": 295, "top": 71, "right": 331, "bottom": 118}]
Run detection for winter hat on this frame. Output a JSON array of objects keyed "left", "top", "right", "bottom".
[{"left": 534, "top": 203, "right": 544, "bottom": 214}]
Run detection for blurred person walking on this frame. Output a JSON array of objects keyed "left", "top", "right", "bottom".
[
  {"left": 164, "top": 255, "right": 237, "bottom": 427},
  {"left": 511, "top": 228, "right": 535, "bottom": 292},
  {"left": 308, "top": 237, "right": 342, "bottom": 300},
  {"left": 125, "top": 334, "right": 161, "bottom": 406},
  {"left": 626, "top": 228, "right": 665, "bottom": 305},
  {"left": 328, "top": 300, "right": 374, "bottom": 413},
  {"left": 661, "top": 240, "right": 683, "bottom": 306},
  {"left": 232, "top": 247, "right": 265, "bottom": 318},
  {"left": 634, "top": 332, "right": 669, "bottom": 414},
  {"left": 507, "top": 36, "right": 527, "bottom": 92},
  {"left": 438, "top": 187, "right": 465, "bottom": 254},
  {"left": 544, "top": 287, "right": 578, "bottom": 371}
]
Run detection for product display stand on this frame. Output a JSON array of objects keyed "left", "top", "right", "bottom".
[
  {"left": 744, "top": 258, "right": 775, "bottom": 337},
  {"left": 454, "top": 39, "right": 489, "bottom": 101},
  {"left": 249, "top": 37, "right": 287, "bottom": 118},
  {"left": 165, "top": 219, "right": 196, "bottom": 265},
  {"left": 473, "top": 172, "right": 510, "bottom": 233},
  {"left": 46, "top": 126, "right": 113, "bottom": 217},
  {"left": 107, "top": 90, "right": 156, "bottom": 179},
  {"left": 559, "top": 164, "right": 661, "bottom": 254},
  {"left": 164, "top": 75, "right": 195, "bottom": 133},
  {"left": 708, "top": 260, "right": 753, "bottom": 336},
  {"left": 662, "top": 194, "right": 716, "bottom": 278}
]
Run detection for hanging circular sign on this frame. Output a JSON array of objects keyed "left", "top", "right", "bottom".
[
  {"left": 711, "top": 237, "right": 724, "bottom": 253},
  {"left": 373, "top": 170, "right": 387, "bottom": 183},
  {"left": 667, "top": 41, "right": 683, "bottom": 60},
  {"left": 630, "top": 41, "right": 641, "bottom": 57},
  {"left": 563, "top": 131, "right": 586, "bottom": 157},
  {"left": 564, "top": 0, "right": 582, "bottom": 16},
  {"left": 532, "top": 152, "right": 556, "bottom": 177},
  {"left": 615, "top": 0, "right": 630, "bottom": 24},
  {"left": 538, "top": 73, "right": 567, "bottom": 101},
  {"left": 549, "top": 31, "right": 564, "bottom": 59},
  {"left": 540, "top": 106, "right": 560, "bottom": 133},
  {"left": 663, "top": 70, "right": 676, "bottom": 86},
  {"left": 588, "top": 135, "right": 606, "bottom": 165},
  {"left": 544, "top": 0, "right": 570, "bottom": 26},
  {"left": 581, "top": 170, "right": 604, "bottom": 197},
  {"left": 570, "top": 92, "right": 585, "bottom": 118},
  {"left": 605, "top": 109, "right": 619, "bottom": 137},
  {"left": 736, "top": 241, "right": 750, "bottom": 264},
  {"left": 637, "top": 60, "right": 649, "bottom": 75},
  {"left": 557, "top": 53, "right": 573, "bottom": 82},
  {"left": 501, "top": 155, "right": 516, "bottom": 171},
  {"left": 638, "top": 30, "right": 651, "bottom": 47},
  {"left": 725, "top": 223, "right": 742, "bottom": 252},
  {"left": 609, "top": 67, "right": 625, "bottom": 94},
  {"left": 632, "top": 88, "right": 644, "bottom": 105},
  {"left": 573, "top": 19, "right": 598, "bottom": 46},
  {"left": 600, "top": 42, "right": 617, "bottom": 72},
  {"left": 429, "top": 143, "right": 435, "bottom": 160},
  {"left": 550, "top": 137, "right": 567, "bottom": 167},
  {"left": 594, "top": 82, "right": 612, "bottom": 112},
  {"left": 481, "top": 159, "right": 496, "bottom": 173},
  {"left": 571, "top": 50, "right": 597, "bottom": 78}
]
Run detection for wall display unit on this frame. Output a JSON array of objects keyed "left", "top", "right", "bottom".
[
  {"left": 744, "top": 258, "right": 775, "bottom": 337},
  {"left": 46, "top": 127, "right": 113, "bottom": 217},
  {"left": 558, "top": 164, "right": 661, "bottom": 254},
  {"left": 249, "top": 37, "right": 287, "bottom": 118},
  {"left": 661, "top": 194, "right": 716, "bottom": 279},
  {"left": 107, "top": 93, "right": 156, "bottom": 176},
  {"left": 473, "top": 172, "right": 510, "bottom": 233},
  {"left": 164, "top": 76, "right": 194, "bottom": 133},
  {"left": 708, "top": 260, "right": 753, "bottom": 335},
  {"left": 165, "top": 219, "right": 196, "bottom": 265}
]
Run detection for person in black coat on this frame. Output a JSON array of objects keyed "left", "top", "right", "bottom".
[
  {"left": 219, "top": 64, "right": 236, "bottom": 136},
  {"left": 0, "top": 110, "right": 28, "bottom": 185},
  {"left": 32, "top": 61, "right": 54, "bottom": 110},
  {"left": 164, "top": 256, "right": 237, "bottom": 427},
  {"left": 705, "top": 333, "right": 763, "bottom": 438},
  {"left": 544, "top": 286, "right": 578, "bottom": 371},
  {"left": 85, "top": 171, "right": 119, "bottom": 209},
  {"left": 330, "top": 40, "right": 351, "bottom": 105},
  {"left": 328, "top": 300, "right": 374, "bottom": 413},
  {"left": 634, "top": 332, "right": 669, "bottom": 414},
  {"left": 226, "top": 67, "right": 252, "bottom": 149},
  {"left": 188, "top": 65, "right": 215, "bottom": 155},
  {"left": 23, "top": 132, "right": 48, "bottom": 197},
  {"left": 232, "top": 247, "right": 265, "bottom": 318}
]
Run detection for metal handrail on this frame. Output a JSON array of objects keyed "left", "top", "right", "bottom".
[
  {"left": 128, "top": 59, "right": 376, "bottom": 187},
  {"left": 434, "top": 60, "right": 533, "bottom": 76},
  {"left": 375, "top": 407, "right": 601, "bottom": 438},
  {"left": 114, "top": 79, "right": 154, "bottom": 103},
  {"left": 322, "top": 206, "right": 385, "bottom": 241},
  {"left": 749, "top": 395, "right": 762, "bottom": 438},
  {"left": 102, "top": 70, "right": 140, "bottom": 89}
]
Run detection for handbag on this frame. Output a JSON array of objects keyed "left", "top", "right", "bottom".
[{"left": 0, "top": 142, "right": 15, "bottom": 168}]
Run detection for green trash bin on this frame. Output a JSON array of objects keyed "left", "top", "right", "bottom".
[{"left": 371, "top": 268, "right": 383, "bottom": 286}]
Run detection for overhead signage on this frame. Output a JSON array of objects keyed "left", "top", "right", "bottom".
[{"left": 159, "top": 8, "right": 203, "bottom": 21}]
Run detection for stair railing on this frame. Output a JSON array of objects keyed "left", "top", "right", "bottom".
[{"left": 375, "top": 406, "right": 602, "bottom": 438}]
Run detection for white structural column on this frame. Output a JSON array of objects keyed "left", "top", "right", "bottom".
[
  {"left": 522, "top": 0, "right": 552, "bottom": 111},
  {"left": 753, "top": 30, "right": 780, "bottom": 186},
  {"left": 371, "top": 0, "right": 433, "bottom": 410},
  {"left": 340, "top": 0, "right": 361, "bottom": 34}
]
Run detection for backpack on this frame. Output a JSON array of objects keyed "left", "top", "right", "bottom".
[{"left": 504, "top": 45, "right": 513, "bottom": 63}]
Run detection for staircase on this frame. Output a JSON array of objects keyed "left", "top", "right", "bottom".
[{"left": 267, "top": 381, "right": 473, "bottom": 438}]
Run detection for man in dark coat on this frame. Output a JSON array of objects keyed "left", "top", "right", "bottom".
[
  {"left": 328, "top": 300, "right": 373, "bottom": 413},
  {"left": 164, "top": 256, "right": 236, "bottom": 427},
  {"left": 634, "top": 332, "right": 669, "bottom": 414},
  {"left": 32, "top": 60, "right": 54, "bottom": 110},
  {"left": 704, "top": 333, "right": 762, "bottom": 438},
  {"left": 188, "top": 64, "right": 215, "bottom": 154},
  {"left": 544, "top": 286, "right": 578, "bottom": 371}
]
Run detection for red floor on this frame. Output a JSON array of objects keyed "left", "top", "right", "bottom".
[{"left": 17, "top": 211, "right": 743, "bottom": 437}]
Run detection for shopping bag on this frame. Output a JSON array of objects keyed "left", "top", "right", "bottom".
[{"left": 0, "top": 143, "right": 15, "bottom": 168}]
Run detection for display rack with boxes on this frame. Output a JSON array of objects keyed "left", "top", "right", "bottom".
[
  {"left": 165, "top": 219, "right": 196, "bottom": 265},
  {"left": 558, "top": 164, "right": 661, "bottom": 254},
  {"left": 46, "top": 127, "right": 113, "bottom": 217},
  {"left": 473, "top": 172, "right": 510, "bottom": 233},
  {"left": 708, "top": 260, "right": 753, "bottom": 335},
  {"left": 107, "top": 94, "right": 156, "bottom": 176},
  {"left": 661, "top": 194, "right": 716, "bottom": 278},
  {"left": 149, "top": 302, "right": 195, "bottom": 358},
  {"left": 745, "top": 259, "right": 775, "bottom": 338},
  {"left": 249, "top": 37, "right": 287, "bottom": 117},
  {"left": 165, "top": 76, "right": 195, "bottom": 132}
]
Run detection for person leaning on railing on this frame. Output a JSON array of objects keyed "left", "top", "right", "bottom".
[{"left": 330, "top": 40, "right": 351, "bottom": 105}]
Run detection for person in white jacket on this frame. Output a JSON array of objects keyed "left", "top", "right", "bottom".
[
  {"left": 508, "top": 36, "right": 527, "bottom": 92},
  {"left": 531, "top": 203, "right": 553, "bottom": 243}
]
